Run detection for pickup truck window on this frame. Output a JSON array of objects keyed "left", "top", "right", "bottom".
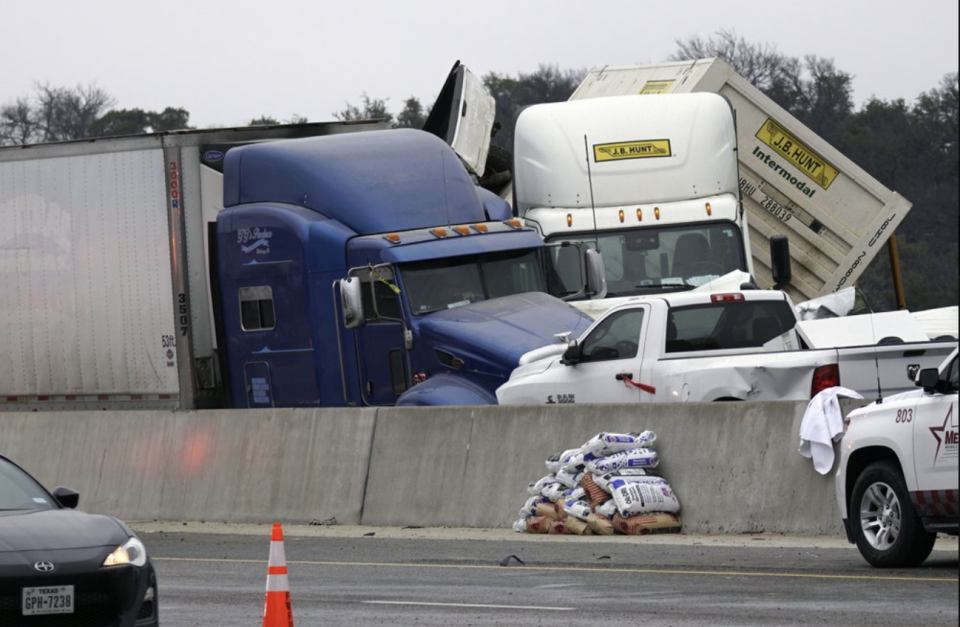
[
  {"left": 401, "top": 250, "right": 545, "bottom": 316},
  {"left": 580, "top": 309, "right": 645, "bottom": 363},
  {"left": 666, "top": 300, "right": 795, "bottom": 353},
  {"left": 546, "top": 223, "right": 745, "bottom": 297},
  {"left": 947, "top": 356, "right": 959, "bottom": 392}
]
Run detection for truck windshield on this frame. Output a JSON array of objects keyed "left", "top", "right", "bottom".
[
  {"left": 400, "top": 250, "right": 546, "bottom": 316},
  {"left": 546, "top": 224, "right": 745, "bottom": 298}
]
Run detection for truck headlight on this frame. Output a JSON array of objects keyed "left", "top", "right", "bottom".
[{"left": 103, "top": 537, "right": 148, "bottom": 568}]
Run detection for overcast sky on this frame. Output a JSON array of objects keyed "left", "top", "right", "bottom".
[{"left": 3, "top": 0, "right": 958, "bottom": 129}]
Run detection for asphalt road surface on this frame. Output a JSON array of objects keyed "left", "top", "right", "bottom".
[{"left": 137, "top": 523, "right": 959, "bottom": 627}]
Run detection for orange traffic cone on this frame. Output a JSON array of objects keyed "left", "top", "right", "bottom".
[{"left": 263, "top": 523, "right": 294, "bottom": 627}]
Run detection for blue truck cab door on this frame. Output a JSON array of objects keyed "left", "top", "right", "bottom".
[{"left": 348, "top": 265, "right": 411, "bottom": 405}]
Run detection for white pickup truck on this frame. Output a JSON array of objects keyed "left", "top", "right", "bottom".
[
  {"left": 496, "top": 290, "right": 957, "bottom": 405},
  {"left": 836, "top": 348, "right": 958, "bottom": 567}
]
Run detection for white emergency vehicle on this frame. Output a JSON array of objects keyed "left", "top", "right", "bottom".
[{"left": 836, "top": 348, "right": 959, "bottom": 567}]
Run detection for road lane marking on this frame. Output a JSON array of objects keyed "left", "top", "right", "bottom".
[
  {"left": 153, "top": 557, "right": 958, "bottom": 584},
  {"left": 362, "top": 601, "right": 574, "bottom": 611}
]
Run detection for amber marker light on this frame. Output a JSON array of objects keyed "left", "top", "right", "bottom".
[
  {"left": 566, "top": 213, "right": 573, "bottom": 227},
  {"left": 654, "top": 207, "right": 661, "bottom": 220},
  {"left": 384, "top": 233, "right": 401, "bottom": 244},
  {"left": 706, "top": 202, "right": 712, "bottom": 216},
  {"left": 454, "top": 226, "right": 471, "bottom": 236},
  {"left": 636, "top": 208, "right": 643, "bottom": 222},
  {"left": 618, "top": 209, "right": 625, "bottom": 223},
  {"left": 471, "top": 224, "right": 489, "bottom": 233},
  {"left": 504, "top": 219, "right": 523, "bottom": 229},
  {"left": 431, "top": 228, "right": 448, "bottom": 238}
]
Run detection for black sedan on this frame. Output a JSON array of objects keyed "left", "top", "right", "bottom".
[{"left": 0, "top": 454, "right": 158, "bottom": 626}]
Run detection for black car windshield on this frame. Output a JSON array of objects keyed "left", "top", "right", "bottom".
[
  {"left": 0, "top": 458, "right": 55, "bottom": 513},
  {"left": 401, "top": 250, "right": 545, "bottom": 316},
  {"left": 546, "top": 223, "right": 745, "bottom": 298}
]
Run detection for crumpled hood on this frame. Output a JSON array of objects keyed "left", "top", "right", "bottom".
[
  {"left": 0, "top": 509, "right": 128, "bottom": 553},
  {"left": 418, "top": 292, "right": 593, "bottom": 390}
]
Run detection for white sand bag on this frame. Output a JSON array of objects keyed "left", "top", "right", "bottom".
[
  {"left": 555, "top": 468, "right": 581, "bottom": 489},
  {"left": 610, "top": 478, "right": 681, "bottom": 516},
  {"left": 587, "top": 448, "right": 659, "bottom": 474},
  {"left": 593, "top": 470, "right": 661, "bottom": 492},
  {"left": 582, "top": 431, "right": 658, "bottom": 457},
  {"left": 563, "top": 499, "right": 593, "bottom": 521},
  {"left": 541, "top": 483, "right": 567, "bottom": 503},
  {"left": 519, "top": 495, "right": 548, "bottom": 518},
  {"left": 528, "top": 475, "right": 559, "bottom": 496},
  {"left": 545, "top": 452, "right": 562, "bottom": 475},
  {"left": 596, "top": 499, "right": 618, "bottom": 519}
]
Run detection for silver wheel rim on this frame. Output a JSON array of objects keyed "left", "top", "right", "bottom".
[{"left": 859, "top": 481, "right": 902, "bottom": 552}]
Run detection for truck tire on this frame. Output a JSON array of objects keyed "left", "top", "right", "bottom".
[{"left": 850, "top": 461, "right": 936, "bottom": 567}]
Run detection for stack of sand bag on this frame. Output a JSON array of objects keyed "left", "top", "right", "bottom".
[{"left": 513, "top": 431, "right": 682, "bottom": 536}]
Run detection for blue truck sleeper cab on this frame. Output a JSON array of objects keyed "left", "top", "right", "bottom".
[{"left": 216, "top": 129, "right": 593, "bottom": 407}]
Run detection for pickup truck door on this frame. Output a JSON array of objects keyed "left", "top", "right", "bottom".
[
  {"left": 548, "top": 306, "right": 651, "bottom": 404},
  {"left": 912, "top": 354, "right": 959, "bottom": 495}
]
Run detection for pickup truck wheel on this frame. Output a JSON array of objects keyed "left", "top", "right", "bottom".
[{"left": 850, "top": 461, "right": 936, "bottom": 567}]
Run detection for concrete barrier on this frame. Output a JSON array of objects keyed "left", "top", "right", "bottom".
[
  {"left": 361, "top": 401, "right": 868, "bottom": 534},
  {"left": 1, "top": 400, "right": 870, "bottom": 534},
  {"left": 0, "top": 409, "right": 376, "bottom": 525}
]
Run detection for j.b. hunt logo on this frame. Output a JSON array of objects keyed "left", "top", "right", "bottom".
[
  {"left": 237, "top": 227, "right": 274, "bottom": 255},
  {"left": 638, "top": 80, "right": 675, "bottom": 95},
  {"left": 754, "top": 118, "right": 840, "bottom": 193},
  {"left": 594, "top": 139, "right": 672, "bottom": 163}
]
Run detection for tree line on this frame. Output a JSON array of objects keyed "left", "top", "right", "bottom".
[{"left": 2, "top": 30, "right": 956, "bottom": 311}]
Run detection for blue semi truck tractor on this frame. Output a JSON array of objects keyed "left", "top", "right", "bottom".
[{"left": 215, "top": 128, "right": 599, "bottom": 407}]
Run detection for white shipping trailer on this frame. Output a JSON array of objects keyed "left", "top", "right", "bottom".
[
  {"left": 570, "top": 58, "right": 911, "bottom": 304},
  {"left": 0, "top": 122, "right": 381, "bottom": 411}
]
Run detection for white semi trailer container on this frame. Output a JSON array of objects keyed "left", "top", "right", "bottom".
[
  {"left": 570, "top": 58, "right": 911, "bottom": 305},
  {"left": 0, "top": 122, "right": 381, "bottom": 411}
]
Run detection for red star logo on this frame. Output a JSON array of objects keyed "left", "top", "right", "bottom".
[{"left": 929, "top": 404, "right": 956, "bottom": 461}]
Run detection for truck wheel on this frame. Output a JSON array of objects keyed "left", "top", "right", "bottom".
[{"left": 850, "top": 461, "right": 936, "bottom": 567}]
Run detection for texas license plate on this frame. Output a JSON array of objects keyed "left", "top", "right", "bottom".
[{"left": 22, "top": 585, "right": 74, "bottom": 615}]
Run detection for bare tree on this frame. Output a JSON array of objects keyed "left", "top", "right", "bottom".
[
  {"left": 35, "top": 83, "right": 115, "bottom": 142},
  {"left": 671, "top": 29, "right": 788, "bottom": 91},
  {"left": 0, "top": 97, "right": 39, "bottom": 145},
  {"left": 672, "top": 31, "right": 854, "bottom": 139}
]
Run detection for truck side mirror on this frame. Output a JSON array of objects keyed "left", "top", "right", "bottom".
[
  {"left": 917, "top": 367, "right": 940, "bottom": 392},
  {"left": 339, "top": 278, "right": 366, "bottom": 329},
  {"left": 770, "top": 235, "right": 791, "bottom": 290},
  {"left": 560, "top": 340, "right": 582, "bottom": 366},
  {"left": 585, "top": 249, "right": 608, "bottom": 300}
]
